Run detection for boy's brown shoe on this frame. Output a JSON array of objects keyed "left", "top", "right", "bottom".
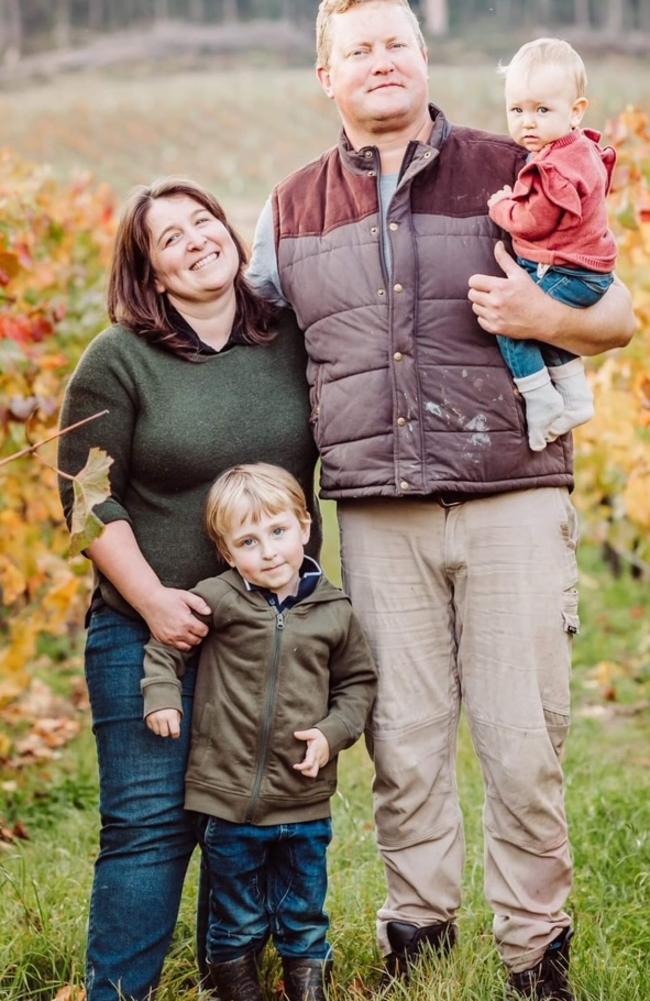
[
  {"left": 282, "top": 957, "right": 333, "bottom": 1001},
  {"left": 507, "top": 928, "right": 574, "bottom": 1000},
  {"left": 207, "top": 950, "right": 264, "bottom": 1001}
]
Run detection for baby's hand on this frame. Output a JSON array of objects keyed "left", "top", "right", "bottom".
[
  {"left": 488, "top": 185, "right": 513, "bottom": 209},
  {"left": 146, "top": 708, "right": 181, "bottom": 739},
  {"left": 293, "top": 728, "right": 331, "bottom": 779}
]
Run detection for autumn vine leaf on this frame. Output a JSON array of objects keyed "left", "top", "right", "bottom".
[{"left": 69, "top": 448, "right": 113, "bottom": 557}]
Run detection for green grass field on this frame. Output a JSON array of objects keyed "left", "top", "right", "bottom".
[
  {"left": 1, "top": 60, "right": 649, "bottom": 1000},
  {"left": 1, "top": 540, "right": 649, "bottom": 1001}
]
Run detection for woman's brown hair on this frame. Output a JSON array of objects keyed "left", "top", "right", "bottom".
[{"left": 107, "top": 178, "right": 278, "bottom": 360}]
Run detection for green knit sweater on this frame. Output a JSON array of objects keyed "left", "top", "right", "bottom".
[{"left": 58, "top": 311, "right": 319, "bottom": 618}]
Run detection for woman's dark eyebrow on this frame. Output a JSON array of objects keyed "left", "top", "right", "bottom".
[{"left": 155, "top": 209, "right": 211, "bottom": 246}]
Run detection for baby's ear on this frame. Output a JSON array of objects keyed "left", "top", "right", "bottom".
[{"left": 571, "top": 96, "right": 588, "bottom": 127}]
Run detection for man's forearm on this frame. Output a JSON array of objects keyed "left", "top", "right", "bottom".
[
  {"left": 468, "top": 244, "right": 636, "bottom": 356},
  {"left": 542, "top": 277, "right": 636, "bottom": 356}
]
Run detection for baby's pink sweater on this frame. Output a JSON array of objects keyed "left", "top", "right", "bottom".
[{"left": 489, "top": 129, "right": 617, "bottom": 272}]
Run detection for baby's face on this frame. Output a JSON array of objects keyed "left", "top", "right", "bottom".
[{"left": 505, "top": 62, "right": 587, "bottom": 153}]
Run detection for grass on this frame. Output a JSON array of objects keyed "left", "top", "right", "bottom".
[{"left": 1, "top": 542, "right": 648, "bottom": 1001}]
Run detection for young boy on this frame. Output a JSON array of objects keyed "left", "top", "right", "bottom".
[
  {"left": 488, "top": 37, "right": 617, "bottom": 451},
  {"left": 141, "top": 463, "right": 376, "bottom": 1001}
]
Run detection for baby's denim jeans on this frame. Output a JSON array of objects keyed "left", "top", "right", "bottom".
[
  {"left": 497, "top": 259, "right": 614, "bottom": 378},
  {"left": 197, "top": 814, "right": 332, "bottom": 963}
]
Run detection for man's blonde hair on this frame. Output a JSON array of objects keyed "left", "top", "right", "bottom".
[
  {"left": 500, "top": 38, "right": 587, "bottom": 99},
  {"left": 316, "top": 0, "right": 426, "bottom": 69},
  {"left": 205, "top": 463, "right": 310, "bottom": 559}
]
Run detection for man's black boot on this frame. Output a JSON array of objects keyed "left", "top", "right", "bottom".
[
  {"left": 282, "top": 957, "right": 333, "bottom": 1001},
  {"left": 207, "top": 950, "right": 265, "bottom": 1001},
  {"left": 507, "top": 928, "right": 574, "bottom": 1000},
  {"left": 383, "top": 919, "right": 458, "bottom": 984}
]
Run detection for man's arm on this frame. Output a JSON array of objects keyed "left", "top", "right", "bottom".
[
  {"left": 468, "top": 242, "right": 635, "bottom": 356},
  {"left": 247, "top": 196, "right": 289, "bottom": 306}
]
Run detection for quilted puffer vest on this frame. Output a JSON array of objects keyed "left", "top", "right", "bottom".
[{"left": 273, "top": 106, "right": 573, "bottom": 499}]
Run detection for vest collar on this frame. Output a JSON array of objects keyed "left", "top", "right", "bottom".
[{"left": 338, "top": 104, "right": 451, "bottom": 176}]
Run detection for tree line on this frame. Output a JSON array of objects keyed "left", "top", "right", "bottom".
[{"left": 0, "top": 0, "right": 648, "bottom": 63}]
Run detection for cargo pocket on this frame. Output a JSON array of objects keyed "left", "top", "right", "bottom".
[
  {"left": 561, "top": 588, "right": 580, "bottom": 637},
  {"left": 543, "top": 707, "right": 570, "bottom": 759}
]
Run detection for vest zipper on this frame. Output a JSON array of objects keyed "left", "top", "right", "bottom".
[{"left": 245, "top": 609, "right": 286, "bottom": 823}]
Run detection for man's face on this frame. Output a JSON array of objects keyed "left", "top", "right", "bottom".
[{"left": 318, "top": 1, "right": 429, "bottom": 140}]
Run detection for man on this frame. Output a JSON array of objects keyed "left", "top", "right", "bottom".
[{"left": 248, "top": 2, "right": 634, "bottom": 997}]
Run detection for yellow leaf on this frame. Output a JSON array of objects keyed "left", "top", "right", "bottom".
[{"left": 69, "top": 447, "right": 113, "bottom": 557}]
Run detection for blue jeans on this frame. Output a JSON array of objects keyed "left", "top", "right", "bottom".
[
  {"left": 84, "top": 605, "right": 200, "bottom": 1000},
  {"left": 497, "top": 259, "right": 614, "bottom": 378},
  {"left": 198, "top": 815, "right": 332, "bottom": 963}
]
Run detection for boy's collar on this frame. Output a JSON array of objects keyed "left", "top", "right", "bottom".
[{"left": 241, "top": 555, "right": 322, "bottom": 610}]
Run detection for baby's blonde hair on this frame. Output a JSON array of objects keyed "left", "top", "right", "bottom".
[
  {"left": 205, "top": 463, "right": 310, "bottom": 559},
  {"left": 500, "top": 37, "right": 587, "bottom": 100},
  {"left": 316, "top": 0, "right": 426, "bottom": 69}
]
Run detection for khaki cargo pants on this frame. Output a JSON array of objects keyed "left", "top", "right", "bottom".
[{"left": 338, "top": 487, "right": 578, "bottom": 973}]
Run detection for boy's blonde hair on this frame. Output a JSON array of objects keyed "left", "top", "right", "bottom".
[
  {"left": 205, "top": 463, "right": 310, "bottom": 559},
  {"left": 316, "top": 0, "right": 426, "bottom": 69},
  {"left": 500, "top": 37, "right": 587, "bottom": 99}
]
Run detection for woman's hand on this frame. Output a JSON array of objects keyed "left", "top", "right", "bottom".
[{"left": 140, "top": 586, "right": 211, "bottom": 651}]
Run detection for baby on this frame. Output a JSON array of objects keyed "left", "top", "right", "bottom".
[{"left": 488, "top": 37, "right": 617, "bottom": 451}]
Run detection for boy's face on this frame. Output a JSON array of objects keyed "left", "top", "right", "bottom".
[
  {"left": 223, "top": 508, "right": 311, "bottom": 603},
  {"left": 505, "top": 62, "right": 587, "bottom": 153}
]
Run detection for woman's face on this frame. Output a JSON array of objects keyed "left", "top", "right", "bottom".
[{"left": 146, "top": 194, "right": 240, "bottom": 306}]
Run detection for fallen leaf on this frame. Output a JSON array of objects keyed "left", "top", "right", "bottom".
[{"left": 54, "top": 987, "right": 86, "bottom": 1001}]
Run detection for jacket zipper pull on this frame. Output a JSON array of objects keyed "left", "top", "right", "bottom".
[{"left": 276, "top": 612, "right": 285, "bottom": 630}]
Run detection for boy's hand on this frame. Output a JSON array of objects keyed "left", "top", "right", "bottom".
[
  {"left": 146, "top": 709, "right": 181, "bottom": 739},
  {"left": 293, "top": 728, "right": 330, "bottom": 779},
  {"left": 487, "top": 185, "right": 513, "bottom": 209}
]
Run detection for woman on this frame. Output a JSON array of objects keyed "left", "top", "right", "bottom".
[{"left": 58, "top": 179, "right": 319, "bottom": 1001}]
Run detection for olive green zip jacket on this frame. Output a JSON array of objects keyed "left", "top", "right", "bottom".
[{"left": 142, "top": 570, "right": 376, "bottom": 825}]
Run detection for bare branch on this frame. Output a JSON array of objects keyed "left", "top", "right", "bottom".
[{"left": 0, "top": 410, "right": 109, "bottom": 469}]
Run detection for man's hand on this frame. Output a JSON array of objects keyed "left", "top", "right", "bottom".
[
  {"left": 146, "top": 708, "right": 181, "bottom": 739},
  {"left": 468, "top": 242, "right": 635, "bottom": 355},
  {"left": 293, "top": 728, "right": 331, "bottom": 779},
  {"left": 487, "top": 185, "right": 513, "bottom": 210},
  {"left": 468, "top": 241, "right": 547, "bottom": 339}
]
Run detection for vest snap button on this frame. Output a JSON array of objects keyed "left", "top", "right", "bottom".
[
  {"left": 389, "top": 222, "right": 399, "bottom": 231},
  {"left": 400, "top": 480, "right": 410, "bottom": 491},
  {"left": 377, "top": 288, "right": 386, "bottom": 297},
  {"left": 423, "top": 151, "right": 432, "bottom": 159},
  {"left": 364, "top": 150, "right": 373, "bottom": 158},
  {"left": 368, "top": 170, "right": 376, "bottom": 177},
  {"left": 393, "top": 283, "right": 404, "bottom": 293},
  {"left": 370, "top": 226, "right": 378, "bottom": 235},
  {"left": 393, "top": 352, "right": 403, "bottom": 362},
  {"left": 397, "top": 417, "right": 406, "bottom": 427}
]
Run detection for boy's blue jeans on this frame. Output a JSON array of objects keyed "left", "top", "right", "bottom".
[
  {"left": 497, "top": 259, "right": 614, "bottom": 378},
  {"left": 198, "top": 814, "right": 332, "bottom": 964},
  {"left": 84, "top": 605, "right": 201, "bottom": 1000}
]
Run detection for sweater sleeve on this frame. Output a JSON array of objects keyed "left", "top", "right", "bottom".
[
  {"left": 314, "top": 607, "right": 377, "bottom": 758},
  {"left": 489, "top": 170, "right": 570, "bottom": 241},
  {"left": 57, "top": 329, "right": 138, "bottom": 531}
]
